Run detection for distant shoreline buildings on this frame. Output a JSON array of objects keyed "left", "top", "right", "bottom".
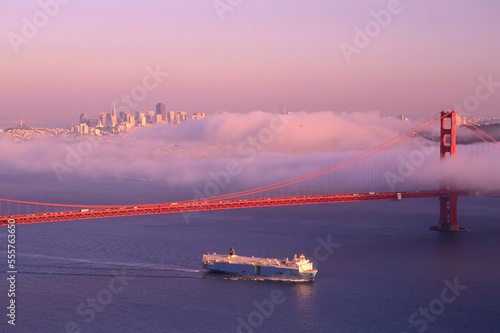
[
  {"left": 386, "top": 114, "right": 411, "bottom": 122},
  {"left": 73, "top": 102, "right": 205, "bottom": 136},
  {"left": 1, "top": 108, "right": 499, "bottom": 142},
  {"left": 0, "top": 102, "right": 205, "bottom": 141}
]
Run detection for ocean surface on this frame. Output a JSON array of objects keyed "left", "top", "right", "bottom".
[{"left": 1, "top": 174, "right": 499, "bottom": 333}]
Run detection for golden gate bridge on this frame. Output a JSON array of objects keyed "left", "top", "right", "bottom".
[{"left": 1, "top": 111, "right": 498, "bottom": 232}]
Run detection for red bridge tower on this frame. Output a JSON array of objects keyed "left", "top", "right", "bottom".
[{"left": 430, "top": 110, "right": 468, "bottom": 232}]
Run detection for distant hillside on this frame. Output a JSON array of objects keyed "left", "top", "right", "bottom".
[
  {"left": 472, "top": 123, "right": 500, "bottom": 141},
  {"left": 421, "top": 123, "right": 500, "bottom": 144}
]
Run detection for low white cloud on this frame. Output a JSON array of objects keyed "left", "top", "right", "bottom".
[{"left": 0, "top": 111, "right": 498, "bottom": 195}]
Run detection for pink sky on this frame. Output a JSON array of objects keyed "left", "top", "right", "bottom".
[{"left": 1, "top": 0, "right": 499, "bottom": 123}]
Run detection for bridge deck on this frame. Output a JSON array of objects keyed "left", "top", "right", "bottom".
[{"left": 0, "top": 190, "right": 473, "bottom": 225}]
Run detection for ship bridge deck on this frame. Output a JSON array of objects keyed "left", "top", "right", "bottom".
[{"left": 202, "top": 253, "right": 314, "bottom": 271}]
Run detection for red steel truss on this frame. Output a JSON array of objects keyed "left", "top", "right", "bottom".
[
  {"left": 430, "top": 111, "right": 467, "bottom": 232},
  {"left": 0, "top": 190, "right": 472, "bottom": 226}
]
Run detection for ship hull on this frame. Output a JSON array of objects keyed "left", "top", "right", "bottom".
[{"left": 203, "top": 261, "right": 317, "bottom": 282}]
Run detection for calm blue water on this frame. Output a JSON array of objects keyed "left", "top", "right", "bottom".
[{"left": 1, "top": 175, "right": 500, "bottom": 333}]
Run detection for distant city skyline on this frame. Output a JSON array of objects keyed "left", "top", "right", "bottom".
[{"left": 1, "top": 1, "right": 499, "bottom": 122}]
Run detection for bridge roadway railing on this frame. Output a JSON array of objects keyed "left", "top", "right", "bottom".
[{"left": 0, "top": 190, "right": 475, "bottom": 226}]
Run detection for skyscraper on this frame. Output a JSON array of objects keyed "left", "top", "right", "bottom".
[
  {"left": 179, "top": 111, "right": 187, "bottom": 122},
  {"left": 99, "top": 112, "right": 107, "bottom": 127},
  {"left": 161, "top": 109, "right": 167, "bottom": 123},
  {"left": 135, "top": 110, "right": 143, "bottom": 121},
  {"left": 147, "top": 111, "right": 155, "bottom": 124},
  {"left": 151, "top": 113, "right": 161, "bottom": 124},
  {"left": 168, "top": 111, "right": 175, "bottom": 124},
  {"left": 156, "top": 103, "right": 165, "bottom": 116}
]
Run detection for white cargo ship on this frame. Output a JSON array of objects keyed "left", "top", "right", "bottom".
[{"left": 202, "top": 248, "right": 317, "bottom": 281}]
